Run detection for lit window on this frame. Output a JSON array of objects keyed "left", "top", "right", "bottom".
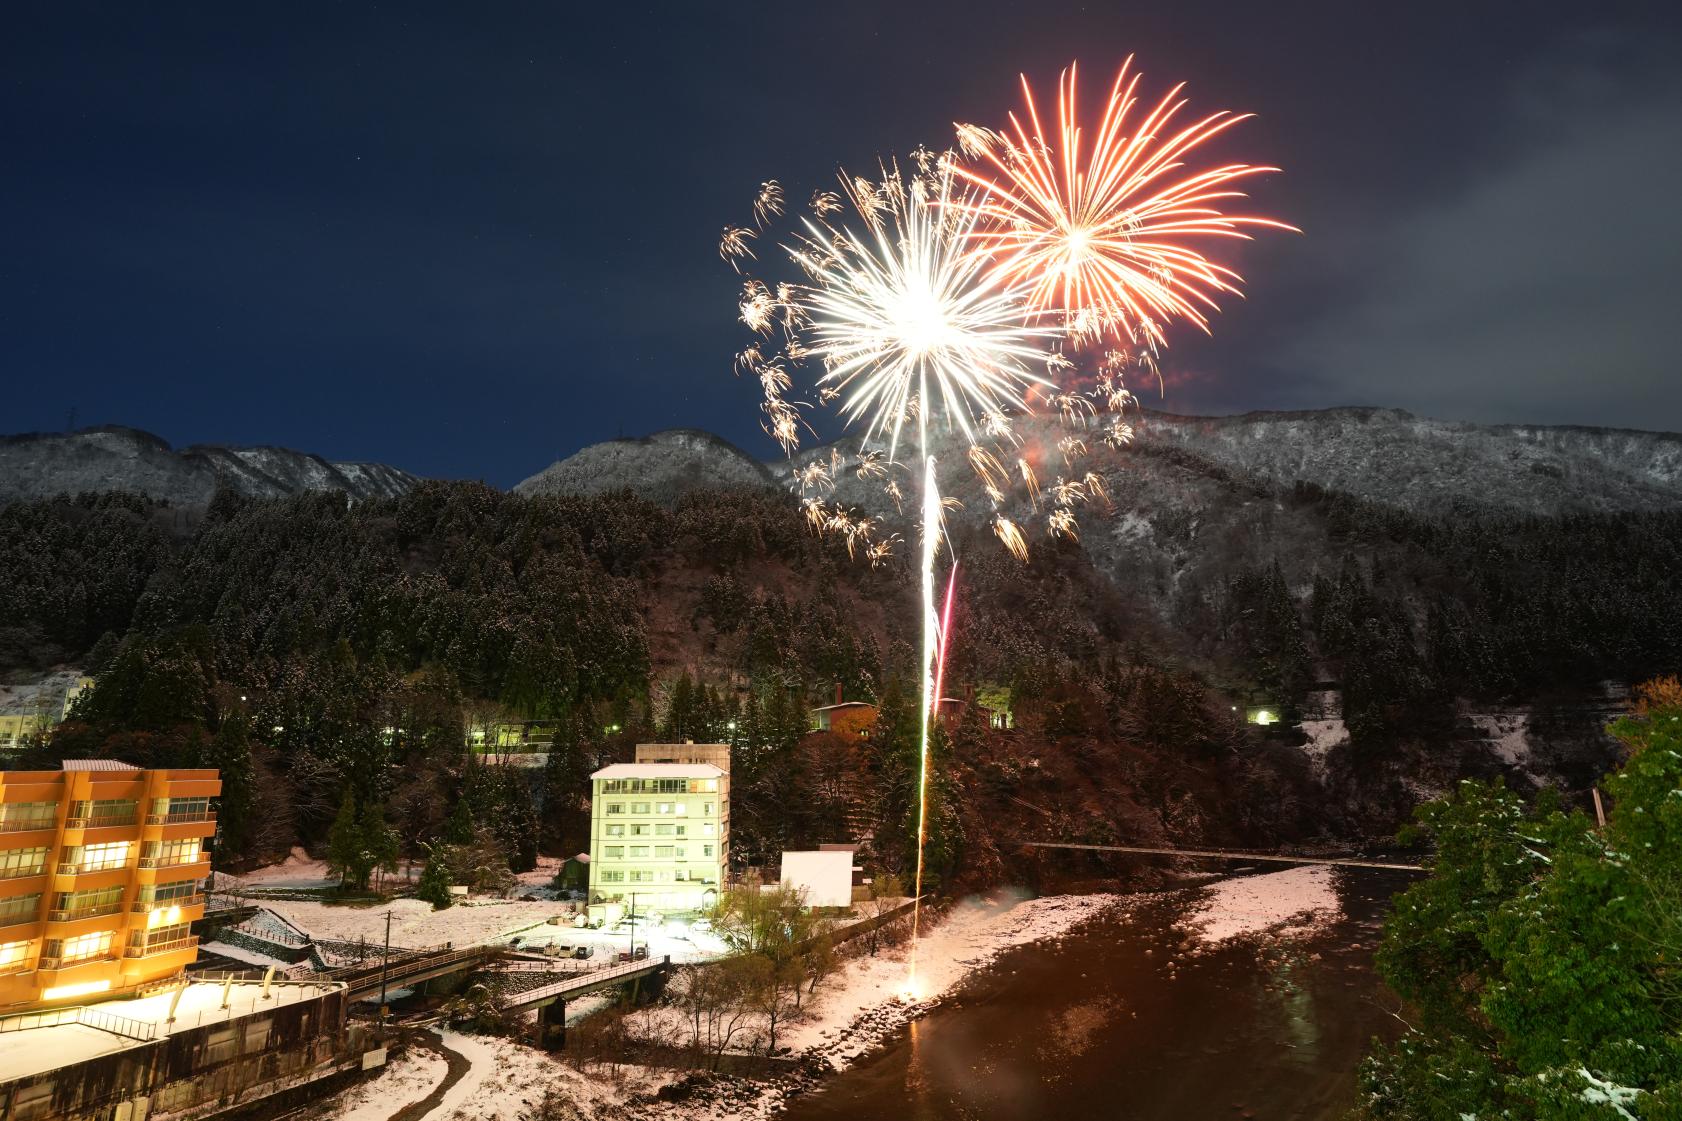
[
  {"left": 629, "top": 846, "right": 649, "bottom": 858},
  {"left": 604, "top": 846, "right": 623, "bottom": 859},
  {"left": 605, "top": 825, "right": 624, "bottom": 837}
]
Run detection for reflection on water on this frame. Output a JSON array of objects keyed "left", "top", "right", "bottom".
[{"left": 785, "top": 869, "right": 1410, "bottom": 1121}]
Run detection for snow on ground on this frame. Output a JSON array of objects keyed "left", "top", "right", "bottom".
[
  {"left": 431, "top": 1028, "right": 659, "bottom": 1121},
  {"left": 1469, "top": 709, "right": 1532, "bottom": 765},
  {"left": 1180, "top": 864, "right": 1340, "bottom": 945},
  {"left": 1299, "top": 717, "right": 1348, "bottom": 773},
  {"left": 198, "top": 939, "right": 298, "bottom": 970},
  {"left": 327, "top": 1047, "right": 449, "bottom": 1121},
  {"left": 230, "top": 846, "right": 337, "bottom": 889},
  {"left": 262, "top": 897, "right": 569, "bottom": 949},
  {"left": 781, "top": 891, "right": 1116, "bottom": 1058}
]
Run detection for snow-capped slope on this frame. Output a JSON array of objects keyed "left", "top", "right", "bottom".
[
  {"left": 0, "top": 426, "right": 418, "bottom": 507},
  {"left": 514, "top": 428, "right": 776, "bottom": 503}
]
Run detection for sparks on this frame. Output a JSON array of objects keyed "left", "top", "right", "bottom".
[{"left": 951, "top": 58, "right": 1296, "bottom": 347}]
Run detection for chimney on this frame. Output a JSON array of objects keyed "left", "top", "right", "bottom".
[{"left": 834, "top": 681, "right": 843, "bottom": 706}]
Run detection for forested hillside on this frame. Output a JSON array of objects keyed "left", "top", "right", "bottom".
[{"left": 2, "top": 470, "right": 1679, "bottom": 889}]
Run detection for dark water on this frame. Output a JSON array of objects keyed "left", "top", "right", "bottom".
[{"left": 784, "top": 869, "right": 1412, "bottom": 1121}]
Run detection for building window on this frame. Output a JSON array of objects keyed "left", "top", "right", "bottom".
[
  {"left": 0, "top": 802, "right": 57, "bottom": 832},
  {"left": 73, "top": 799, "right": 137, "bottom": 828},
  {"left": 674, "top": 846, "right": 686, "bottom": 858},
  {"left": 71, "top": 841, "right": 131, "bottom": 872},
  {"left": 631, "top": 802, "right": 649, "bottom": 814},
  {"left": 599, "top": 871, "right": 623, "bottom": 883},
  {"left": 702, "top": 844, "right": 715, "bottom": 858},
  {"left": 140, "top": 839, "right": 200, "bottom": 868},
  {"left": 138, "top": 881, "right": 199, "bottom": 906},
  {"left": 701, "top": 802, "right": 714, "bottom": 815},
  {"left": 695, "top": 779, "right": 719, "bottom": 793},
  {"left": 629, "top": 871, "right": 653, "bottom": 883},
  {"left": 605, "top": 803, "right": 624, "bottom": 815},
  {"left": 604, "top": 824, "right": 624, "bottom": 837},
  {"left": 0, "top": 940, "right": 29, "bottom": 970},
  {"left": 675, "top": 825, "right": 686, "bottom": 836},
  {"left": 655, "top": 846, "right": 674, "bottom": 858},
  {"left": 656, "top": 802, "right": 674, "bottom": 815},
  {"left": 655, "top": 824, "right": 674, "bottom": 836},
  {"left": 46, "top": 930, "right": 113, "bottom": 965},
  {"left": 630, "top": 825, "right": 648, "bottom": 836},
  {"left": 604, "top": 846, "right": 624, "bottom": 859},
  {"left": 702, "top": 823, "right": 716, "bottom": 837},
  {"left": 0, "top": 847, "right": 48, "bottom": 879},
  {"left": 131, "top": 922, "right": 190, "bottom": 953},
  {"left": 629, "top": 846, "right": 649, "bottom": 858},
  {"left": 52, "top": 886, "right": 121, "bottom": 920},
  {"left": 149, "top": 797, "right": 208, "bottom": 823},
  {"left": 0, "top": 893, "right": 41, "bottom": 926}
]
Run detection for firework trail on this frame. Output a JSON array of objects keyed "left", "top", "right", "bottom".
[{"left": 724, "top": 59, "right": 1287, "bottom": 992}]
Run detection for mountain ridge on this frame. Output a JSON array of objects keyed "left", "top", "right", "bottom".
[{"left": 0, "top": 425, "right": 418, "bottom": 507}]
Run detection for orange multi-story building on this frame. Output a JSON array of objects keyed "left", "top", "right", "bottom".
[{"left": 0, "top": 761, "right": 219, "bottom": 1010}]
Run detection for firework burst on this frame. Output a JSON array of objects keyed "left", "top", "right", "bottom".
[{"left": 951, "top": 58, "right": 1296, "bottom": 350}]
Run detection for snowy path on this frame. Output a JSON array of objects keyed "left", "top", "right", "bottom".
[{"left": 390, "top": 1032, "right": 473, "bottom": 1121}]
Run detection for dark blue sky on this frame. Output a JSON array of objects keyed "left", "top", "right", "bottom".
[{"left": 4, "top": 2, "right": 1679, "bottom": 486}]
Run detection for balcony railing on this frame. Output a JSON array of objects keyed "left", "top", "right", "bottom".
[
  {"left": 0, "top": 866, "right": 47, "bottom": 881},
  {"left": 133, "top": 893, "right": 203, "bottom": 913},
  {"left": 67, "top": 814, "right": 138, "bottom": 830},
  {"left": 57, "top": 861, "right": 127, "bottom": 876},
  {"left": 47, "top": 902, "right": 124, "bottom": 923},
  {"left": 38, "top": 952, "right": 115, "bottom": 970},
  {"left": 0, "top": 819, "right": 56, "bottom": 834},
  {"left": 144, "top": 810, "right": 214, "bottom": 826},
  {"left": 138, "top": 853, "right": 203, "bottom": 870},
  {"left": 125, "top": 935, "right": 198, "bottom": 959}
]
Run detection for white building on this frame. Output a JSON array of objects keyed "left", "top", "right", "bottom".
[
  {"left": 779, "top": 849, "right": 855, "bottom": 909},
  {"left": 587, "top": 762, "right": 728, "bottom": 917}
]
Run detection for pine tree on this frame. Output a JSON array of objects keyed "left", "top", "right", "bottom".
[
  {"left": 325, "top": 788, "right": 362, "bottom": 889},
  {"left": 443, "top": 794, "right": 474, "bottom": 846},
  {"left": 416, "top": 842, "right": 454, "bottom": 909},
  {"left": 357, "top": 799, "right": 399, "bottom": 893},
  {"left": 207, "top": 711, "right": 257, "bottom": 865}
]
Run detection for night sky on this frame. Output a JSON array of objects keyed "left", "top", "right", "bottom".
[{"left": 4, "top": 3, "right": 1679, "bottom": 487}]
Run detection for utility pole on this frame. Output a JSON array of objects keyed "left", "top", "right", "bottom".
[
  {"left": 377, "top": 910, "right": 393, "bottom": 1023},
  {"left": 628, "top": 892, "right": 638, "bottom": 961}
]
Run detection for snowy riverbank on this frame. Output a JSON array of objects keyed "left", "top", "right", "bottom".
[{"left": 307, "top": 868, "right": 1344, "bottom": 1120}]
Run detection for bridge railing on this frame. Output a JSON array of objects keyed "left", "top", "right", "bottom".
[{"left": 502, "top": 955, "right": 668, "bottom": 1008}]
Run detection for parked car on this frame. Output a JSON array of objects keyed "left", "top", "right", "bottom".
[
  {"left": 543, "top": 942, "right": 572, "bottom": 958},
  {"left": 630, "top": 945, "right": 650, "bottom": 961},
  {"left": 572, "top": 944, "right": 594, "bottom": 960}
]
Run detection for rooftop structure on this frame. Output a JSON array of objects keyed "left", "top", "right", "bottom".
[
  {"left": 0, "top": 764, "right": 219, "bottom": 1011},
  {"left": 634, "top": 741, "right": 730, "bottom": 774},
  {"left": 0, "top": 978, "right": 359, "bottom": 1121}
]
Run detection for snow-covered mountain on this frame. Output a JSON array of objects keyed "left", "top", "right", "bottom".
[
  {"left": 518, "top": 406, "right": 1682, "bottom": 517},
  {"left": 513, "top": 428, "right": 775, "bottom": 503},
  {"left": 0, "top": 426, "right": 418, "bottom": 507}
]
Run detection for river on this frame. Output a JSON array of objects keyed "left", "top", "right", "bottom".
[{"left": 782, "top": 868, "right": 1414, "bottom": 1121}]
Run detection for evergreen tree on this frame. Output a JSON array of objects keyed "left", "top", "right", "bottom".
[
  {"left": 415, "top": 842, "right": 454, "bottom": 909},
  {"left": 357, "top": 799, "right": 399, "bottom": 892},
  {"left": 207, "top": 711, "right": 257, "bottom": 865},
  {"left": 1355, "top": 678, "right": 1682, "bottom": 1119},
  {"left": 325, "top": 788, "right": 363, "bottom": 889}
]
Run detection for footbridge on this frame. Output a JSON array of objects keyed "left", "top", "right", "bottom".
[
  {"left": 489, "top": 955, "right": 671, "bottom": 1012},
  {"left": 1019, "top": 841, "right": 1423, "bottom": 871}
]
